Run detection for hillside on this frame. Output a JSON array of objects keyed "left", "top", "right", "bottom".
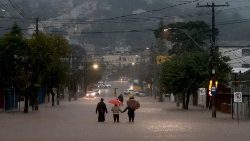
[{"left": 1, "top": 0, "right": 250, "bottom": 50}]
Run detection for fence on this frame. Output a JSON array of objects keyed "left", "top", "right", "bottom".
[{"left": 233, "top": 95, "right": 250, "bottom": 119}]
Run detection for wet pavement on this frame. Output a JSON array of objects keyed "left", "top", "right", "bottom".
[{"left": 0, "top": 94, "right": 250, "bottom": 141}]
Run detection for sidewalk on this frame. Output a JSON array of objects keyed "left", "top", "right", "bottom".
[{"left": 143, "top": 96, "right": 244, "bottom": 121}]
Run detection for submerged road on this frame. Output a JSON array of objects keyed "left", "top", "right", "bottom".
[{"left": 0, "top": 81, "right": 250, "bottom": 141}]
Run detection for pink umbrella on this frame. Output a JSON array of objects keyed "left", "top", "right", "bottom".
[{"left": 108, "top": 98, "right": 122, "bottom": 106}]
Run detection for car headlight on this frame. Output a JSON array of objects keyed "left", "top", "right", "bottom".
[{"left": 91, "top": 92, "right": 96, "bottom": 96}]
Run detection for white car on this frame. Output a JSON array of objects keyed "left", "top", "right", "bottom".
[
  {"left": 124, "top": 89, "right": 134, "bottom": 95},
  {"left": 135, "top": 90, "right": 146, "bottom": 97},
  {"left": 105, "top": 84, "right": 111, "bottom": 88},
  {"left": 86, "top": 91, "right": 97, "bottom": 98}
]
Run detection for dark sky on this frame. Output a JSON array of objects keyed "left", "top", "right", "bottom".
[{"left": 1, "top": 0, "right": 250, "bottom": 48}]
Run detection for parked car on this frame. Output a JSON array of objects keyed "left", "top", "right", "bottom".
[
  {"left": 97, "top": 83, "right": 106, "bottom": 88},
  {"left": 93, "top": 89, "right": 100, "bottom": 96},
  {"left": 105, "top": 84, "right": 112, "bottom": 88},
  {"left": 135, "top": 90, "right": 146, "bottom": 97},
  {"left": 124, "top": 89, "right": 134, "bottom": 95}
]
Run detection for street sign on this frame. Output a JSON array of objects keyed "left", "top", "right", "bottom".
[{"left": 234, "top": 92, "right": 242, "bottom": 103}]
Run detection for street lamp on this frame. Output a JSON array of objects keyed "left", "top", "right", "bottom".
[
  {"left": 83, "top": 63, "right": 99, "bottom": 96},
  {"left": 163, "top": 28, "right": 201, "bottom": 48},
  {"left": 93, "top": 63, "right": 99, "bottom": 70},
  {"left": 131, "top": 62, "right": 135, "bottom": 89}
]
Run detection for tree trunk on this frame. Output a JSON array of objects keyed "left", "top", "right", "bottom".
[
  {"left": 24, "top": 94, "right": 29, "bottom": 113},
  {"left": 185, "top": 89, "right": 191, "bottom": 110},
  {"left": 176, "top": 95, "right": 179, "bottom": 107},
  {"left": 68, "top": 92, "right": 71, "bottom": 102},
  {"left": 48, "top": 93, "right": 50, "bottom": 102},
  {"left": 56, "top": 87, "right": 60, "bottom": 105},
  {"left": 34, "top": 94, "right": 38, "bottom": 111},
  {"left": 182, "top": 92, "right": 186, "bottom": 109},
  {"left": 52, "top": 93, "right": 55, "bottom": 106},
  {"left": 176, "top": 101, "right": 180, "bottom": 107}
]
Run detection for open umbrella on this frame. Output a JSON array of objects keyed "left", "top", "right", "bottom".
[
  {"left": 127, "top": 99, "right": 140, "bottom": 109},
  {"left": 108, "top": 98, "right": 122, "bottom": 106}
]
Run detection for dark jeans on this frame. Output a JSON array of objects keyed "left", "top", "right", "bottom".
[
  {"left": 113, "top": 114, "right": 119, "bottom": 122},
  {"left": 128, "top": 113, "right": 135, "bottom": 122}
]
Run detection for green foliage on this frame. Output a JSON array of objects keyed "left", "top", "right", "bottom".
[
  {"left": 27, "top": 32, "right": 71, "bottom": 88},
  {"left": 155, "top": 20, "right": 231, "bottom": 109},
  {"left": 154, "top": 21, "right": 212, "bottom": 55},
  {"left": 168, "top": 21, "right": 211, "bottom": 55},
  {"left": 0, "top": 23, "right": 28, "bottom": 88},
  {"left": 160, "top": 52, "right": 210, "bottom": 94},
  {"left": 0, "top": 23, "right": 71, "bottom": 91}
]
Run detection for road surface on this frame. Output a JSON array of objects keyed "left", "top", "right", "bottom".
[{"left": 0, "top": 81, "right": 250, "bottom": 141}]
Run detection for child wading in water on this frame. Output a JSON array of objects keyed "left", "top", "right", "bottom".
[{"left": 111, "top": 104, "right": 123, "bottom": 122}]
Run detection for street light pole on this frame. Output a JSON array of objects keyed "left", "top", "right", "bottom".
[
  {"left": 83, "top": 61, "right": 99, "bottom": 96},
  {"left": 131, "top": 62, "right": 135, "bottom": 89}
]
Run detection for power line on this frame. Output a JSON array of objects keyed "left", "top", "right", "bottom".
[
  {"left": 47, "top": 28, "right": 155, "bottom": 35},
  {"left": 49, "top": 0, "right": 200, "bottom": 22},
  {"left": 6, "top": 0, "right": 24, "bottom": 18},
  {"left": 2, "top": 0, "right": 249, "bottom": 27}
]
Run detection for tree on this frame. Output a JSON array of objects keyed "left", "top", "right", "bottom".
[
  {"left": 0, "top": 23, "right": 71, "bottom": 113},
  {"left": 155, "top": 21, "right": 231, "bottom": 109},
  {"left": 155, "top": 21, "right": 212, "bottom": 55},
  {"left": 0, "top": 23, "right": 28, "bottom": 89},
  {"left": 46, "top": 34, "right": 71, "bottom": 106},
  {"left": 0, "top": 23, "right": 30, "bottom": 113},
  {"left": 26, "top": 32, "right": 71, "bottom": 111},
  {"left": 160, "top": 52, "right": 210, "bottom": 109}
]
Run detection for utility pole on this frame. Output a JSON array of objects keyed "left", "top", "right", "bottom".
[
  {"left": 83, "top": 56, "right": 87, "bottom": 96},
  {"left": 197, "top": 2, "right": 229, "bottom": 118},
  {"left": 35, "top": 17, "right": 39, "bottom": 36},
  {"left": 34, "top": 17, "right": 39, "bottom": 110},
  {"left": 114, "top": 88, "right": 118, "bottom": 97}
]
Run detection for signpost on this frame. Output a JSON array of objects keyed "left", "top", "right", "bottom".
[
  {"left": 234, "top": 92, "right": 242, "bottom": 124},
  {"left": 234, "top": 92, "right": 242, "bottom": 103}
]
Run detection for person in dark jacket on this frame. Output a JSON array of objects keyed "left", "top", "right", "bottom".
[
  {"left": 117, "top": 94, "right": 124, "bottom": 105},
  {"left": 96, "top": 98, "right": 108, "bottom": 122},
  {"left": 123, "top": 106, "right": 136, "bottom": 122}
]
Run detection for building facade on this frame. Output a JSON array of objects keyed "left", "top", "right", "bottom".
[{"left": 219, "top": 41, "right": 250, "bottom": 68}]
